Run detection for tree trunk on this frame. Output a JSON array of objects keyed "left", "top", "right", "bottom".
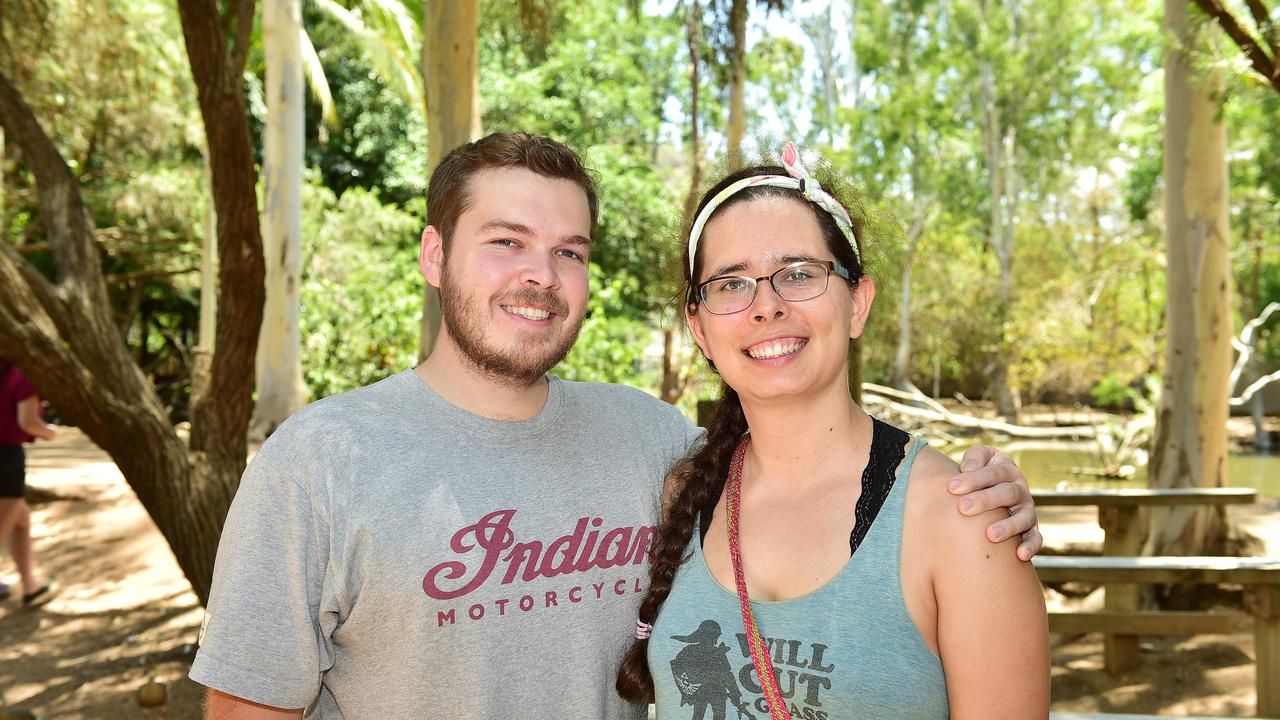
[
  {"left": 255, "top": 0, "right": 307, "bottom": 435},
  {"left": 419, "top": 0, "right": 481, "bottom": 362},
  {"left": 979, "top": 55, "right": 1019, "bottom": 422},
  {"left": 193, "top": 150, "right": 218, "bottom": 407},
  {"left": 893, "top": 211, "right": 927, "bottom": 391},
  {"left": 725, "top": 0, "right": 747, "bottom": 168},
  {"left": 1145, "top": 0, "right": 1233, "bottom": 556},
  {"left": 664, "top": 0, "right": 704, "bottom": 407},
  {"left": 0, "top": 0, "right": 265, "bottom": 604},
  {"left": 802, "top": 4, "right": 840, "bottom": 146}
]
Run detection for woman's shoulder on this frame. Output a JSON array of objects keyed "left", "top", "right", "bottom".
[{"left": 905, "top": 443, "right": 1013, "bottom": 554}]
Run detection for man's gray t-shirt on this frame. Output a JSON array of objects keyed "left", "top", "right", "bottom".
[{"left": 189, "top": 370, "right": 701, "bottom": 718}]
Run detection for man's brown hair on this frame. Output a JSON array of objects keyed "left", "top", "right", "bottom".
[{"left": 427, "top": 132, "right": 599, "bottom": 251}]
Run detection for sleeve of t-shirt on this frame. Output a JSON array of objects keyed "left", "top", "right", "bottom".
[
  {"left": 657, "top": 401, "right": 707, "bottom": 468},
  {"left": 10, "top": 370, "right": 37, "bottom": 404},
  {"left": 188, "top": 436, "right": 335, "bottom": 709}
]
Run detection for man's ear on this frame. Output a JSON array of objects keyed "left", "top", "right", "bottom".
[
  {"left": 848, "top": 276, "right": 877, "bottom": 341},
  {"left": 419, "top": 226, "right": 445, "bottom": 288}
]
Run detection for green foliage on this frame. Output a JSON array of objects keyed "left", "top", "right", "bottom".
[
  {"left": 554, "top": 263, "right": 658, "bottom": 389},
  {"left": 299, "top": 182, "right": 423, "bottom": 398},
  {"left": 8, "top": 0, "right": 1278, "bottom": 415},
  {"left": 298, "top": 3, "right": 428, "bottom": 206}
]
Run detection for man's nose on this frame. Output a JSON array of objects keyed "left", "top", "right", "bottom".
[{"left": 520, "top": 251, "right": 559, "bottom": 288}]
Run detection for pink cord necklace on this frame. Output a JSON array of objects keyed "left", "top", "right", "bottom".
[{"left": 726, "top": 435, "right": 792, "bottom": 720}]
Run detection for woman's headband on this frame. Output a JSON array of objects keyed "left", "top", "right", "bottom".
[{"left": 687, "top": 142, "right": 859, "bottom": 278}]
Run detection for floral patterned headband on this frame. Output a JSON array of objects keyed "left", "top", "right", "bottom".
[{"left": 687, "top": 142, "right": 858, "bottom": 278}]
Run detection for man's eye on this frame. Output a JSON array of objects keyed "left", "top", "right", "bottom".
[
  {"left": 556, "top": 248, "right": 585, "bottom": 262},
  {"left": 494, "top": 238, "right": 518, "bottom": 247}
]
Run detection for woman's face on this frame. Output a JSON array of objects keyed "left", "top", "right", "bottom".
[{"left": 686, "top": 195, "right": 875, "bottom": 404}]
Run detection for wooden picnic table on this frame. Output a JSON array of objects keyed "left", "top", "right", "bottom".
[{"left": 1031, "top": 487, "right": 1259, "bottom": 672}]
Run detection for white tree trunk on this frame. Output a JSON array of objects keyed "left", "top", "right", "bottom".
[
  {"left": 420, "top": 0, "right": 481, "bottom": 361},
  {"left": 199, "top": 151, "right": 218, "bottom": 352},
  {"left": 893, "top": 210, "right": 928, "bottom": 391},
  {"left": 979, "top": 57, "right": 1019, "bottom": 421},
  {"left": 802, "top": 4, "right": 840, "bottom": 146},
  {"left": 255, "top": 0, "right": 307, "bottom": 435},
  {"left": 193, "top": 151, "right": 218, "bottom": 408},
  {"left": 1145, "top": 0, "right": 1233, "bottom": 555}
]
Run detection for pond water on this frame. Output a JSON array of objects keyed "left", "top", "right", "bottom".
[{"left": 941, "top": 442, "right": 1280, "bottom": 497}]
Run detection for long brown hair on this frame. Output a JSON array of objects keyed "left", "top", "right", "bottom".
[{"left": 616, "top": 164, "right": 865, "bottom": 702}]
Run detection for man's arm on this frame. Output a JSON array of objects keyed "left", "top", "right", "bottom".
[
  {"left": 948, "top": 445, "right": 1042, "bottom": 561},
  {"left": 205, "top": 689, "right": 303, "bottom": 720}
]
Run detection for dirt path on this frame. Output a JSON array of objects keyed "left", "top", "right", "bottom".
[{"left": 1, "top": 428, "right": 1277, "bottom": 717}]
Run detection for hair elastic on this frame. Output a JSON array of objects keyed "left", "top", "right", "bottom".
[{"left": 635, "top": 618, "right": 653, "bottom": 640}]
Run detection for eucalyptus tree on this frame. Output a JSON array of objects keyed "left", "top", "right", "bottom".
[
  {"left": 708, "top": 0, "right": 788, "bottom": 167},
  {"left": 418, "top": 0, "right": 481, "bottom": 361},
  {"left": 1191, "top": 0, "right": 1280, "bottom": 93},
  {"left": 946, "top": 0, "right": 1137, "bottom": 419},
  {"left": 256, "top": 0, "right": 308, "bottom": 436},
  {"left": 1145, "top": 0, "right": 1235, "bottom": 556}
]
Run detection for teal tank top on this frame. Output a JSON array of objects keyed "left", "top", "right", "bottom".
[{"left": 647, "top": 436, "right": 948, "bottom": 720}]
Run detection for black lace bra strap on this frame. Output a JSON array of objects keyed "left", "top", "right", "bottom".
[
  {"left": 697, "top": 418, "right": 911, "bottom": 555},
  {"left": 850, "top": 418, "right": 911, "bottom": 556}
]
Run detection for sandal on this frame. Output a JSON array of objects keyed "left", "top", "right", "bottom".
[{"left": 21, "top": 583, "right": 53, "bottom": 607}]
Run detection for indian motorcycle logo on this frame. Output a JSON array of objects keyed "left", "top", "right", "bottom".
[{"left": 422, "top": 509, "right": 654, "bottom": 627}]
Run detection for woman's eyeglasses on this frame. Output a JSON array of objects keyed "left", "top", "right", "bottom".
[{"left": 694, "top": 261, "right": 852, "bottom": 315}]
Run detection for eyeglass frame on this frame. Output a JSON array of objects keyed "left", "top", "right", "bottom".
[{"left": 692, "top": 260, "right": 854, "bottom": 315}]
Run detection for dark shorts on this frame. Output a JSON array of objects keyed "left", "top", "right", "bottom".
[{"left": 0, "top": 445, "right": 25, "bottom": 498}]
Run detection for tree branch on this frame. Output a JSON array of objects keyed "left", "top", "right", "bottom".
[
  {"left": 1191, "top": 0, "right": 1280, "bottom": 92},
  {"left": 1243, "top": 0, "right": 1279, "bottom": 58},
  {"left": 176, "top": 0, "right": 264, "bottom": 463},
  {"left": 229, "top": 0, "right": 255, "bottom": 79},
  {"left": 0, "top": 67, "right": 104, "bottom": 292}
]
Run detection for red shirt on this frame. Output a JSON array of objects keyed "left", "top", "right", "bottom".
[{"left": 0, "top": 366, "right": 38, "bottom": 445}]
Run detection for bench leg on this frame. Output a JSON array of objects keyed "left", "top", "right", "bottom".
[
  {"left": 1246, "top": 586, "right": 1280, "bottom": 718},
  {"left": 1100, "top": 506, "right": 1143, "bottom": 674}
]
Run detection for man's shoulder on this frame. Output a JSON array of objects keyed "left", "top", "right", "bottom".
[
  {"left": 259, "top": 370, "right": 412, "bottom": 452},
  {"left": 555, "top": 377, "right": 691, "bottom": 425}
]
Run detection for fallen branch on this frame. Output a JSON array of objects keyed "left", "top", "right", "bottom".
[
  {"left": 862, "top": 390, "right": 1100, "bottom": 439},
  {"left": 1229, "top": 302, "right": 1280, "bottom": 406}
]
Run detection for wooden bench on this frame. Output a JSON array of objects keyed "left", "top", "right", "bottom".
[
  {"left": 1035, "top": 555, "right": 1280, "bottom": 717},
  {"left": 1033, "top": 488, "right": 1258, "bottom": 670}
]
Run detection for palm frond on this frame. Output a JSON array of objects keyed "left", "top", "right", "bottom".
[
  {"left": 313, "top": 0, "right": 424, "bottom": 114},
  {"left": 299, "top": 27, "right": 341, "bottom": 132}
]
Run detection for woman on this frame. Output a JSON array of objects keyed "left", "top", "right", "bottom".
[
  {"left": 618, "top": 146, "right": 1048, "bottom": 719},
  {"left": 0, "top": 359, "right": 58, "bottom": 606}
]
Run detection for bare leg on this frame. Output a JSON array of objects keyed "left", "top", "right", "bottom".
[{"left": 0, "top": 498, "right": 38, "bottom": 593}]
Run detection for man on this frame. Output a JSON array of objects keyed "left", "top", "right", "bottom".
[{"left": 191, "top": 133, "right": 1041, "bottom": 719}]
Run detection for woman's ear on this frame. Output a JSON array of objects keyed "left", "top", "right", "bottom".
[
  {"left": 686, "top": 302, "right": 712, "bottom": 362},
  {"left": 848, "top": 276, "right": 876, "bottom": 341}
]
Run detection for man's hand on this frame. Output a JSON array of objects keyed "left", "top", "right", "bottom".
[{"left": 947, "top": 445, "right": 1042, "bottom": 561}]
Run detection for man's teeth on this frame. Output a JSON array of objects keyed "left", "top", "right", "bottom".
[
  {"left": 746, "top": 340, "right": 805, "bottom": 359},
  {"left": 503, "top": 305, "right": 551, "bottom": 321}
]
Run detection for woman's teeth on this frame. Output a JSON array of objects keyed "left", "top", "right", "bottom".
[
  {"left": 503, "top": 305, "right": 551, "bottom": 321},
  {"left": 746, "top": 340, "right": 806, "bottom": 359}
]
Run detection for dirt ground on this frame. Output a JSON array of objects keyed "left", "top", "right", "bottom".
[{"left": 2, "top": 428, "right": 1278, "bottom": 718}]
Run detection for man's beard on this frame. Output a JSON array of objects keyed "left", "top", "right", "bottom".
[{"left": 438, "top": 269, "right": 583, "bottom": 388}]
